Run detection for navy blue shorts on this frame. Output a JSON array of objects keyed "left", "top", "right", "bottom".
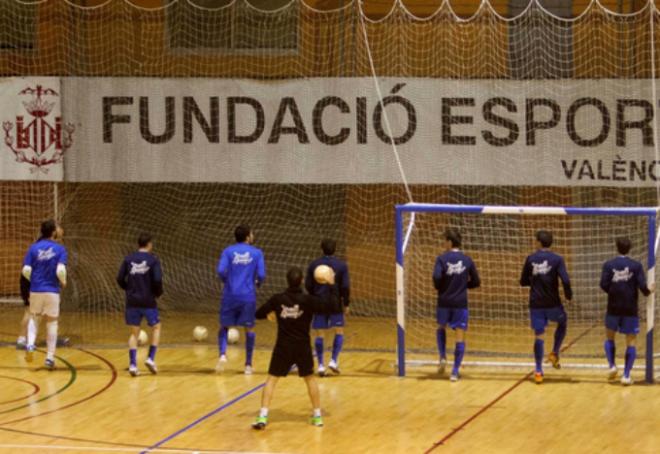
[
  {"left": 220, "top": 300, "right": 256, "bottom": 328},
  {"left": 312, "top": 313, "right": 345, "bottom": 329},
  {"left": 125, "top": 307, "right": 160, "bottom": 327},
  {"left": 605, "top": 315, "right": 639, "bottom": 335},
  {"left": 436, "top": 307, "right": 469, "bottom": 330},
  {"left": 530, "top": 306, "right": 567, "bottom": 335}
]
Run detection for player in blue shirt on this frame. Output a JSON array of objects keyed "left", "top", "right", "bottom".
[
  {"left": 433, "top": 228, "right": 480, "bottom": 381},
  {"left": 22, "top": 220, "right": 68, "bottom": 369},
  {"left": 16, "top": 225, "right": 64, "bottom": 350},
  {"left": 600, "top": 237, "right": 653, "bottom": 385},
  {"left": 520, "top": 230, "right": 572, "bottom": 384},
  {"left": 216, "top": 225, "right": 266, "bottom": 374},
  {"left": 117, "top": 233, "right": 163, "bottom": 377},
  {"left": 307, "top": 239, "right": 350, "bottom": 376}
]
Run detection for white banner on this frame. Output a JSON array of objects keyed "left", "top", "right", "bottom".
[
  {"left": 4, "top": 77, "right": 660, "bottom": 186},
  {"left": 0, "top": 77, "right": 66, "bottom": 181}
]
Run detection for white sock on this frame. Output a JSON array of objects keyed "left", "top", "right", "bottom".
[
  {"left": 27, "top": 316, "right": 38, "bottom": 347},
  {"left": 46, "top": 321, "right": 58, "bottom": 360},
  {"left": 259, "top": 407, "right": 269, "bottom": 417},
  {"left": 313, "top": 408, "right": 322, "bottom": 417}
]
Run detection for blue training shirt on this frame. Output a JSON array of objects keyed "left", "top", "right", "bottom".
[
  {"left": 23, "top": 239, "right": 67, "bottom": 293},
  {"left": 600, "top": 256, "right": 650, "bottom": 317},
  {"left": 432, "top": 249, "right": 480, "bottom": 309},
  {"left": 116, "top": 251, "right": 163, "bottom": 309},
  {"left": 305, "top": 255, "right": 351, "bottom": 307},
  {"left": 520, "top": 249, "right": 572, "bottom": 309},
  {"left": 217, "top": 242, "right": 266, "bottom": 303}
]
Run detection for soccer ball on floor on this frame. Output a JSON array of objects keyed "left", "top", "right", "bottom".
[
  {"left": 138, "top": 329, "right": 148, "bottom": 346},
  {"left": 313, "top": 264, "right": 334, "bottom": 284},
  {"left": 193, "top": 326, "right": 208, "bottom": 342},
  {"left": 227, "top": 328, "right": 240, "bottom": 344}
]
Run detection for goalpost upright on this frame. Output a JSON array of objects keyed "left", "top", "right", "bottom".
[{"left": 395, "top": 203, "right": 658, "bottom": 382}]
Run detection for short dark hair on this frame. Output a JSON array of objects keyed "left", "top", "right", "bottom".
[
  {"left": 321, "top": 238, "right": 336, "bottom": 256},
  {"left": 616, "top": 237, "right": 632, "bottom": 255},
  {"left": 444, "top": 228, "right": 462, "bottom": 248},
  {"left": 536, "top": 230, "right": 553, "bottom": 248},
  {"left": 138, "top": 232, "right": 152, "bottom": 248},
  {"left": 235, "top": 225, "right": 251, "bottom": 243},
  {"left": 40, "top": 219, "right": 57, "bottom": 239},
  {"left": 287, "top": 266, "right": 303, "bottom": 288}
]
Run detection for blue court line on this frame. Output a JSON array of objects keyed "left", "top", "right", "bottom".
[{"left": 140, "top": 383, "right": 265, "bottom": 454}]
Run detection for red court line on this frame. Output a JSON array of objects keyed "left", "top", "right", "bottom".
[
  {"left": 0, "top": 376, "right": 40, "bottom": 405},
  {"left": 424, "top": 325, "right": 595, "bottom": 453},
  {"left": 0, "top": 348, "right": 117, "bottom": 426},
  {"left": 0, "top": 425, "right": 219, "bottom": 453}
]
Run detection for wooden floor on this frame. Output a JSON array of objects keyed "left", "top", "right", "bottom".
[{"left": 0, "top": 309, "right": 659, "bottom": 453}]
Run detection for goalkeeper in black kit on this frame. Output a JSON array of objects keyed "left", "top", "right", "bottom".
[{"left": 252, "top": 266, "right": 342, "bottom": 430}]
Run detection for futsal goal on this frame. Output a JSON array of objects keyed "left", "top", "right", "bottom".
[{"left": 395, "top": 203, "right": 660, "bottom": 383}]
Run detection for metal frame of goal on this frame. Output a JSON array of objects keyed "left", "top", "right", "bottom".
[{"left": 395, "top": 203, "right": 658, "bottom": 383}]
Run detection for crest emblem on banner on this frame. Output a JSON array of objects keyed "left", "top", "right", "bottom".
[{"left": 2, "top": 84, "right": 74, "bottom": 172}]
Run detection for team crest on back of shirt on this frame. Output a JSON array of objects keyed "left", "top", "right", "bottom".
[
  {"left": 612, "top": 267, "right": 633, "bottom": 283},
  {"left": 532, "top": 260, "right": 552, "bottom": 276},
  {"left": 37, "top": 247, "right": 56, "bottom": 261},
  {"left": 130, "top": 261, "right": 150, "bottom": 275},
  {"left": 233, "top": 252, "right": 253, "bottom": 265},
  {"left": 446, "top": 261, "right": 466, "bottom": 275}
]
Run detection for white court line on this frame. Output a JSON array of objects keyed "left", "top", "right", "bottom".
[{"left": 0, "top": 444, "right": 288, "bottom": 454}]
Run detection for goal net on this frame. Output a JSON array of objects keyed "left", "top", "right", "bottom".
[
  {"left": 0, "top": 0, "right": 659, "bottom": 368},
  {"left": 396, "top": 203, "right": 659, "bottom": 382}
]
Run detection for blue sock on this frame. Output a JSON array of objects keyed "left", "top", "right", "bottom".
[
  {"left": 624, "top": 346, "right": 636, "bottom": 377},
  {"left": 436, "top": 328, "right": 447, "bottom": 359},
  {"left": 452, "top": 342, "right": 465, "bottom": 375},
  {"left": 315, "top": 337, "right": 324, "bottom": 366},
  {"left": 604, "top": 340, "right": 615, "bottom": 368},
  {"left": 245, "top": 332, "right": 256, "bottom": 366},
  {"left": 218, "top": 327, "right": 228, "bottom": 356},
  {"left": 148, "top": 345, "right": 157, "bottom": 361},
  {"left": 534, "top": 339, "right": 544, "bottom": 373},
  {"left": 553, "top": 322, "right": 567, "bottom": 355},
  {"left": 129, "top": 348, "right": 137, "bottom": 367},
  {"left": 331, "top": 334, "right": 344, "bottom": 363}
]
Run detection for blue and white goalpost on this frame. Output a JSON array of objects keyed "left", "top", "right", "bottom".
[{"left": 395, "top": 203, "right": 659, "bottom": 383}]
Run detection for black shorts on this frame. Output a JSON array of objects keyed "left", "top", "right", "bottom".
[{"left": 268, "top": 343, "right": 314, "bottom": 378}]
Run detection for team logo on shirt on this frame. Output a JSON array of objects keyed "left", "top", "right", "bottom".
[
  {"left": 2, "top": 85, "right": 75, "bottom": 172},
  {"left": 532, "top": 261, "right": 552, "bottom": 275},
  {"left": 612, "top": 267, "right": 633, "bottom": 283},
  {"left": 232, "top": 252, "right": 253, "bottom": 265},
  {"left": 36, "top": 248, "right": 56, "bottom": 261},
  {"left": 446, "top": 261, "right": 466, "bottom": 275},
  {"left": 130, "top": 261, "right": 150, "bottom": 275},
  {"left": 280, "top": 305, "right": 304, "bottom": 319}
]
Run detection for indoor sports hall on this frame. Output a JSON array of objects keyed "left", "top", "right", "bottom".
[{"left": 1, "top": 0, "right": 659, "bottom": 453}]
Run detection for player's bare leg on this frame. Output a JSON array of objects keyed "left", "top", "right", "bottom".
[
  {"left": 533, "top": 332, "right": 545, "bottom": 384},
  {"left": 44, "top": 315, "right": 59, "bottom": 370},
  {"left": 450, "top": 328, "right": 466, "bottom": 382},
  {"left": 25, "top": 312, "right": 40, "bottom": 363},
  {"left": 313, "top": 329, "right": 326, "bottom": 376},
  {"left": 436, "top": 323, "right": 447, "bottom": 375},
  {"left": 244, "top": 326, "right": 256, "bottom": 374},
  {"left": 621, "top": 334, "right": 636, "bottom": 385},
  {"left": 128, "top": 325, "right": 140, "bottom": 376},
  {"left": 604, "top": 328, "right": 617, "bottom": 379},
  {"left": 252, "top": 375, "right": 279, "bottom": 430},
  {"left": 328, "top": 326, "right": 343, "bottom": 374},
  {"left": 145, "top": 322, "right": 160, "bottom": 374},
  {"left": 17, "top": 308, "right": 31, "bottom": 349},
  {"left": 303, "top": 375, "right": 323, "bottom": 426}
]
